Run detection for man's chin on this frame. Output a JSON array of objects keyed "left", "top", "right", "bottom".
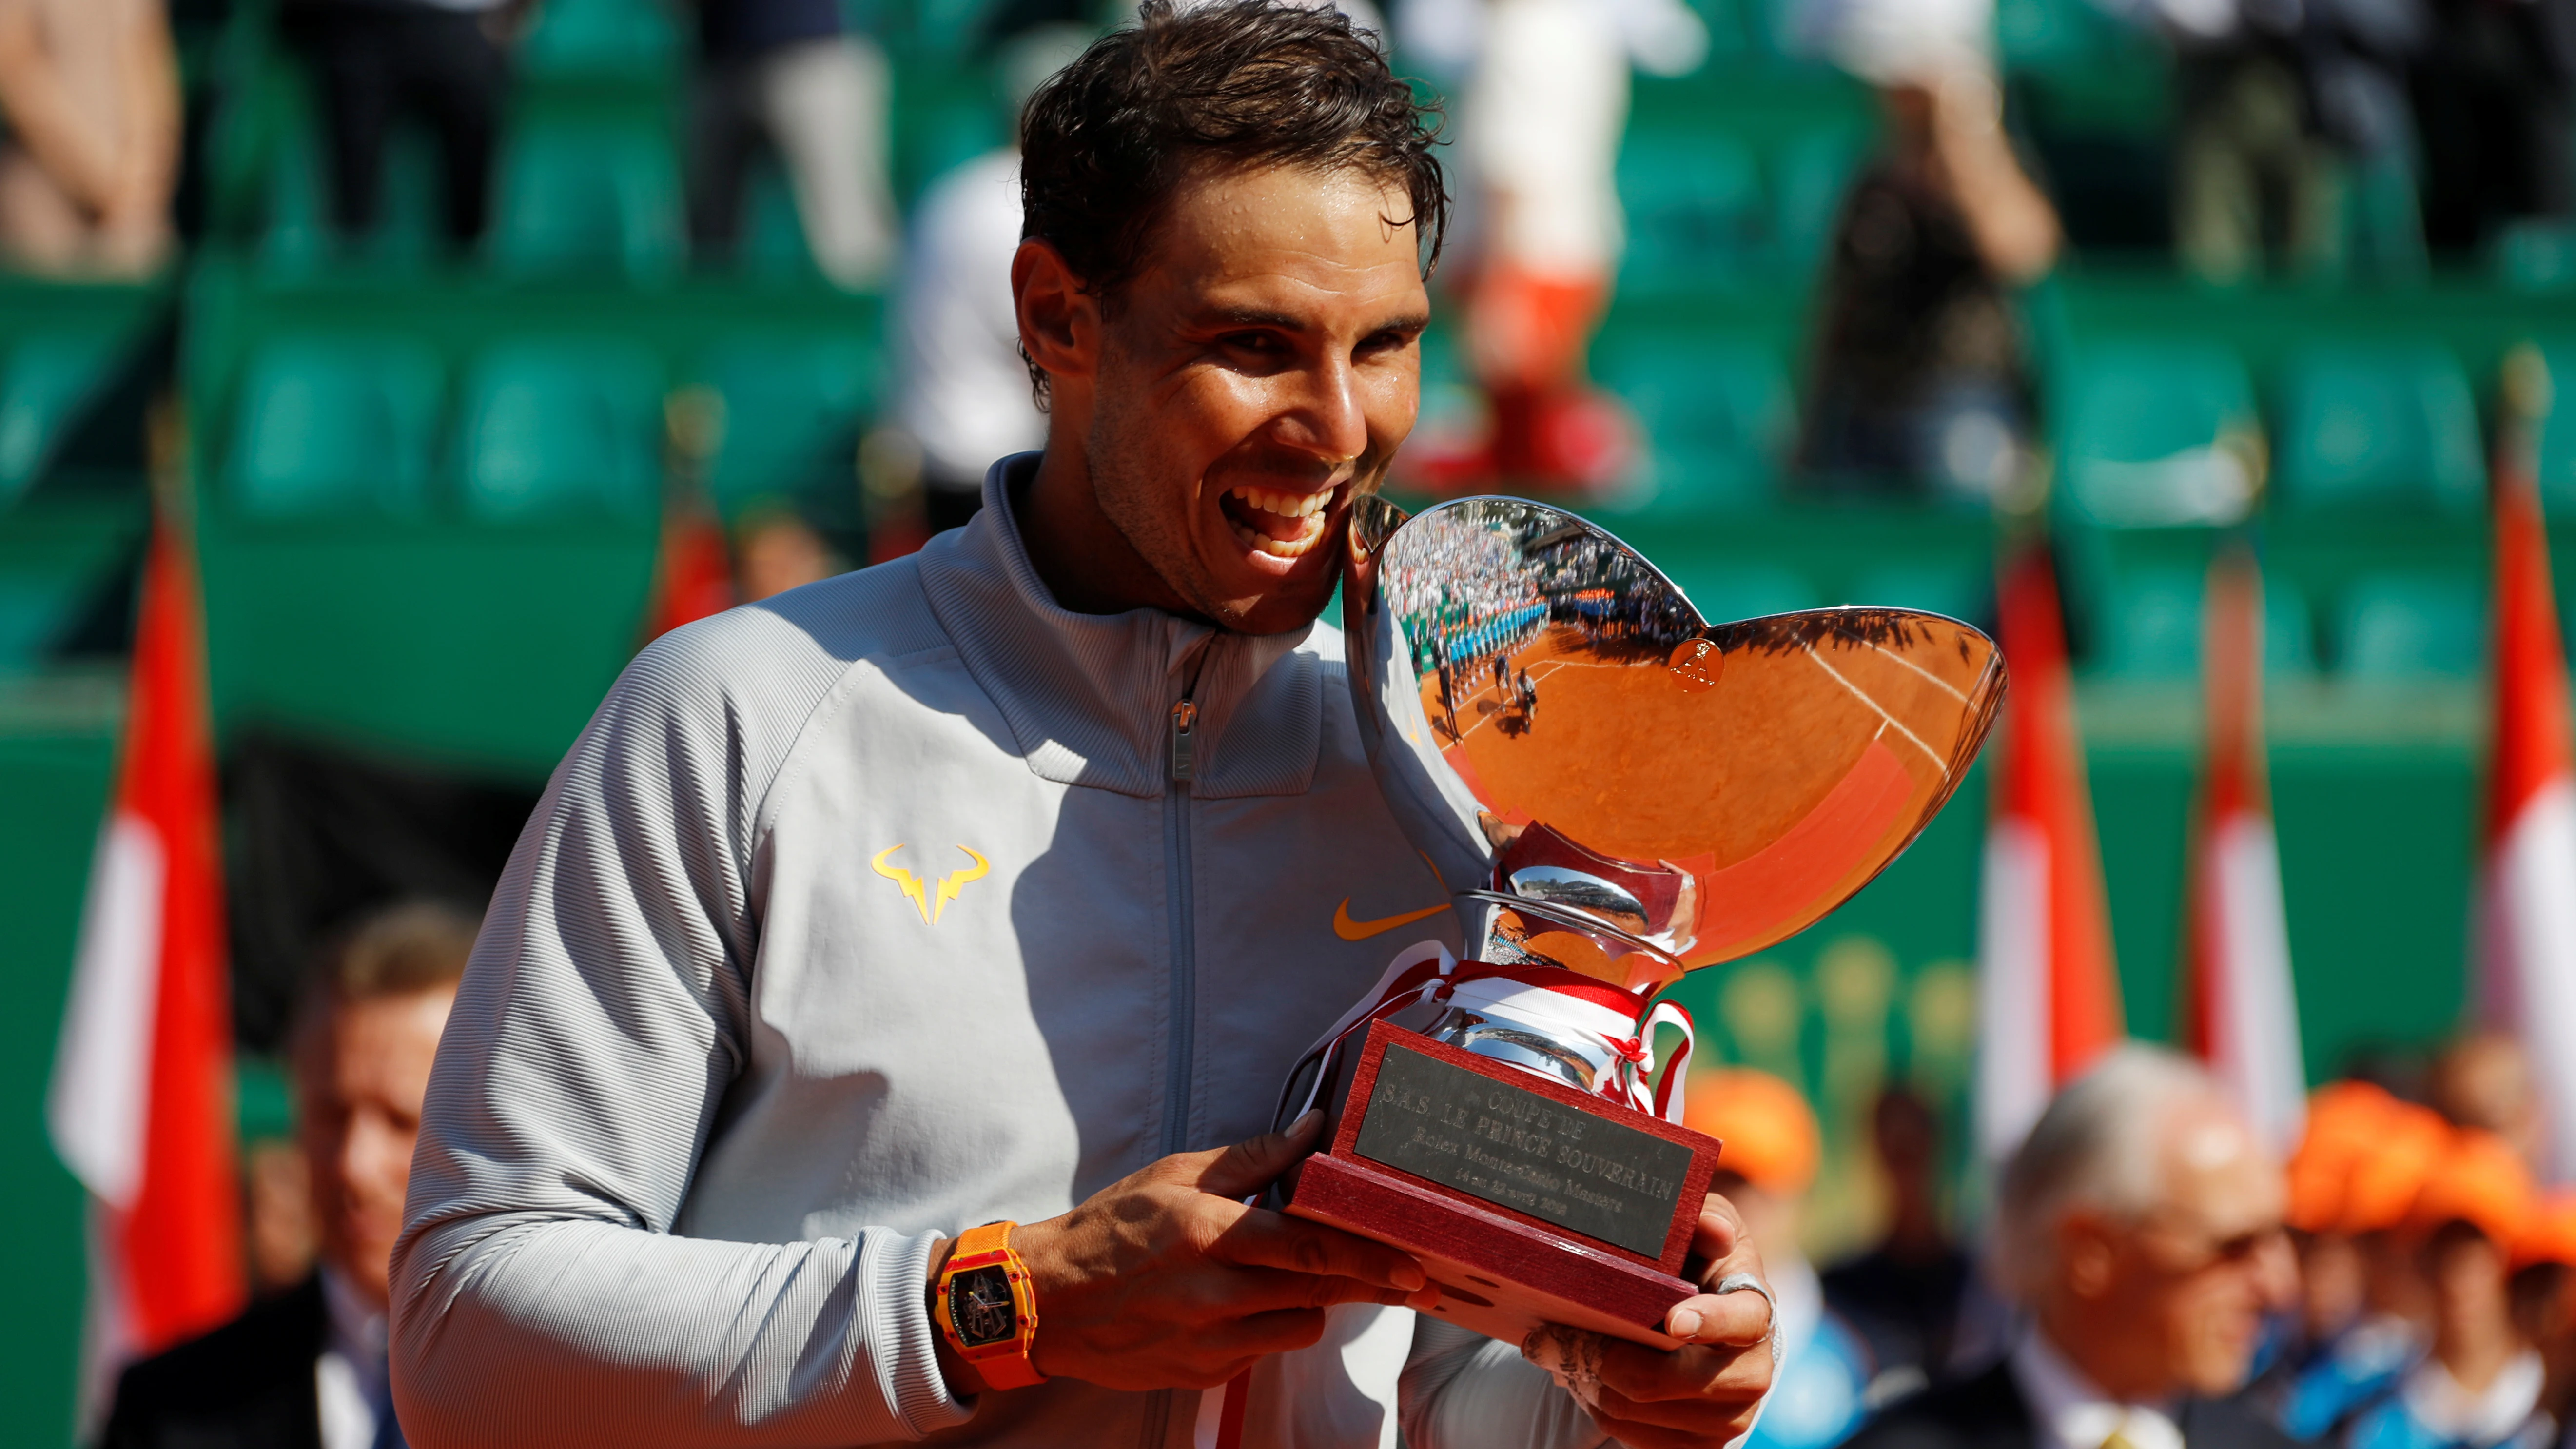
[{"left": 1207, "top": 543, "right": 1344, "bottom": 631}]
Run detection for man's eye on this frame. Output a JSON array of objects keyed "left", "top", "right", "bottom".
[{"left": 1223, "top": 333, "right": 1282, "bottom": 354}]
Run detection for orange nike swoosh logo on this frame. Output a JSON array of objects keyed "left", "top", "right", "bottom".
[{"left": 1333, "top": 898, "right": 1451, "bottom": 941}]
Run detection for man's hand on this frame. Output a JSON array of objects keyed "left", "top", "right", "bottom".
[
  {"left": 931, "top": 1110, "right": 1440, "bottom": 1393},
  {"left": 1523, "top": 1192, "right": 1777, "bottom": 1449}
]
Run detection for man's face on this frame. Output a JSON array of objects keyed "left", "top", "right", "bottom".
[
  {"left": 1080, "top": 162, "right": 1429, "bottom": 634},
  {"left": 295, "top": 986, "right": 455, "bottom": 1309},
  {"left": 2088, "top": 1099, "right": 2297, "bottom": 1397},
  {"left": 2298, "top": 1231, "right": 2366, "bottom": 1340},
  {"left": 2423, "top": 1223, "right": 2512, "bottom": 1341}
]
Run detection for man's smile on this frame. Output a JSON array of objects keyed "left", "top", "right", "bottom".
[{"left": 1218, "top": 480, "right": 1344, "bottom": 558}]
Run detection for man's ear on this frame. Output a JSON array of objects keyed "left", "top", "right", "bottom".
[
  {"left": 1013, "top": 238, "right": 1095, "bottom": 389},
  {"left": 2058, "top": 1210, "right": 2121, "bottom": 1300}
]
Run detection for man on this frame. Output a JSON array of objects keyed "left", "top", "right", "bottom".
[
  {"left": 2340, "top": 1131, "right": 2545, "bottom": 1449},
  {"left": 1822, "top": 1086, "right": 1973, "bottom": 1390},
  {"left": 2427, "top": 1034, "right": 2545, "bottom": 1177},
  {"left": 389, "top": 5, "right": 1776, "bottom": 1447},
  {"left": 885, "top": 22, "right": 1075, "bottom": 537},
  {"left": 2248, "top": 1081, "right": 2389, "bottom": 1423},
  {"left": 102, "top": 902, "right": 475, "bottom": 1449},
  {"left": 2282, "top": 1096, "right": 2450, "bottom": 1441},
  {"left": 0, "top": 0, "right": 177, "bottom": 276},
  {"left": 1843, "top": 1047, "right": 2300, "bottom": 1449},
  {"left": 1395, "top": 0, "right": 1706, "bottom": 493},
  {"left": 280, "top": 0, "right": 509, "bottom": 252},
  {"left": 685, "top": 0, "right": 899, "bottom": 287}
]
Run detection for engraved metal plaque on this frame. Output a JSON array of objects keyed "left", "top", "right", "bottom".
[{"left": 1352, "top": 1043, "right": 1693, "bottom": 1258}]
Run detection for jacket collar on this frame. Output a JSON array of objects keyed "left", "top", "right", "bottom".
[{"left": 911, "top": 452, "right": 1324, "bottom": 800}]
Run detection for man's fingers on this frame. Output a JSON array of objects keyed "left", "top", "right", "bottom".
[
  {"left": 1210, "top": 1264, "right": 1436, "bottom": 1315},
  {"left": 1586, "top": 1403, "right": 1765, "bottom": 1449},
  {"left": 1690, "top": 1192, "right": 1746, "bottom": 1265},
  {"left": 1208, "top": 1205, "right": 1428, "bottom": 1292},
  {"left": 1661, "top": 1286, "right": 1772, "bottom": 1346},
  {"left": 1593, "top": 1337, "right": 1776, "bottom": 1409},
  {"left": 1195, "top": 1305, "right": 1336, "bottom": 1361},
  {"left": 1195, "top": 1110, "right": 1326, "bottom": 1199}
]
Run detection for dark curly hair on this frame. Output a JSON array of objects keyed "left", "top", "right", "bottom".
[{"left": 1017, "top": 0, "right": 1447, "bottom": 395}]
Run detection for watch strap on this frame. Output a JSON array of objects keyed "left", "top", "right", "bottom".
[{"left": 935, "top": 1220, "right": 1044, "bottom": 1390}]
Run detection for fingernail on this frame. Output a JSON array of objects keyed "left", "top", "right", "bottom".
[
  {"left": 1670, "top": 1307, "right": 1702, "bottom": 1338},
  {"left": 1292, "top": 1108, "right": 1323, "bottom": 1135},
  {"left": 1392, "top": 1264, "right": 1427, "bottom": 1291}
]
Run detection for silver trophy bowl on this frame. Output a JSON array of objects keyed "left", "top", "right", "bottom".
[{"left": 1338, "top": 493, "right": 2006, "bottom": 1088}]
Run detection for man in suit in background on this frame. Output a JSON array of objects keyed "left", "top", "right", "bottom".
[
  {"left": 102, "top": 903, "right": 474, "bottom": 1449},
  {"left": 1843, "top": 1046, "right": 2303, "bottom": 1449}
]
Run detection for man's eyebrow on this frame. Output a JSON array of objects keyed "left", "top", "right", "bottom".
[
  {"left": 1199, "top": 306, "right": 1432, "bottom": 334},
  {"left": 1204, "top": 306, "right": 1310, "bottom": 332}
]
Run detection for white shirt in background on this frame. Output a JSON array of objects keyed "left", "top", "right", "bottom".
[
  {"left": 1423, "top": 0, "right": 1707, "bottom": 277},
  {"left": 2396, "top": 1348, "right": 2545, "bottom": 1447},
  {"left": 2011, "top": 1329, "right": 2186, "bottom": 1449},
  {"left": 315, "top": 1269, "right": 390, "bottom": 1449},
  {"left": 890, "top": 150, "right": 1046, "bottom": 492}
]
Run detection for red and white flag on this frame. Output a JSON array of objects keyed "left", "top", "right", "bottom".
[
  {"left": 2182, "top": 548, "right": 2306, "bottom": 1151},
  {"left": 1977, "top": 543, "right": 2125, "bottom": 1162},
  {"left": 2476, "top": 364, "right": 2576, "bottom": 1178},
  {"left": 46, "top": 520, "right": 244, "bottom": 1407}
]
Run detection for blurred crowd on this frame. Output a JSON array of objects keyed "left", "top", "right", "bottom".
[
  {"left": 1682, "top": 1031, "right": 2576, "bottom": 1449},
  {"left": 101, "top": 882, "right": 2576, "bottom": 1449},
  {"left": 0, "top": 0, "right": 2563, "bottom": 531}
]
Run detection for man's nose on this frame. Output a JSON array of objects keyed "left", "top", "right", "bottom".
[
  {"left": 2253, "top": 1228, "right": 2301, "bottom": 1310},
  {"left": 341, "top": 1112, "right": 413, "bottom": 1198},
  {"left": 1283, "top": 354, "right": 1369, "bottom": 464}
]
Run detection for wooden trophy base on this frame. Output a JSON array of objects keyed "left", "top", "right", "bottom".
[{"left": 1280, "top": 1019, "right": 1724, "bottom": 1350}]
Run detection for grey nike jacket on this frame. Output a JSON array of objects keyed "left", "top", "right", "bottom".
[{"left": 389, "top": 454, "right": 1616, "bottom": 1449}]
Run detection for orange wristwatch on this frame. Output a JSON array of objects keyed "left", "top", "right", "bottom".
[{"left": 932, "top": 1221, "right": 1044, "bottom": 1390}]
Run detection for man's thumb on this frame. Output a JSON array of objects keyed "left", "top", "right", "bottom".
[{"left": 1199, "top": 1109, "right": 1325, "bottom": 1198}]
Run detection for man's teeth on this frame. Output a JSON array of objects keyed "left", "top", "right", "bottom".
[
  {"left": 1221, "top": 482, "right": 1334, "bottom": 558},
  {"left": 1226, "top": 484, "right": 1331, "bottom": 519},
  {"left": 1229, "top": 519, "right": 1324, "bottom": 557}
]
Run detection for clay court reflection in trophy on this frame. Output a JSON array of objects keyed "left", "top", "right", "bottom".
[{"left": 1271, "top": 494, "right": 2005, "bottom": 1353}]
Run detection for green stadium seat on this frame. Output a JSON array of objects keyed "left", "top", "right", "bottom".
[
  {"left": 2340, "top": 154, "right": 2427, "bottom": 282},
  {"left": 2055, "top": 342, "right": 2261, "bottom": 529},
  {"left": 490, "top": 122, "right": 684, "bottom": 280},
  {"left": 694, "top": 337, "right": 878, "bottom": 512},
  {"left": 458, "top": 340, "right": 664, "bottom": 521},
  {"left": 1617, "top": 131, "right": 1766, "bottom": 294},
  {"left": 0, "top": 334, "right": 117, "bottom": 503},
  {"left": 1593, "top": 334, "right": 1791, "bottom": 513},
  {"left": 227, "top": 336, "right": 445, "bottom": 518},
  {"left": 907, "top": 0, "right": 1011, "bottom": 59},
  {"left": 738, "top": 158, "right": 814, "bottom": 279},
  {"left": 516, "top": 0, "right": 680, "bottom": 77},
  {"left": 2333, "top": 574, "right": 2484, "bottom": 680},
  {"left": 2495, "top": 220, "right": 2576, "bottom": 293},
  {"left": 2097, "top": 568, "right": 2315, "bottom": 679},
  {"left": 259, "top": 117, "right": 448, "bottom": 272},
  {"left": 0, "top": 576, "right": 78, "bottom": 674},
  {"left": 1771, "top": 130, "right": 1865, "bottom": 277},
  {"left": 2273, "top": 345, "right": 2484, "bottom": 514},
  {"left": 1996, "top": 0, "right": 2126, "bottom": 65}
]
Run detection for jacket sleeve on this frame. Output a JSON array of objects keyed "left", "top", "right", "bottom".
[
  {"left": 387, "top": 613, "right": 974, "bottom": 1448},
  {"left": 1402, "top": 1317, "right": 1611, "bottom": 1449}
]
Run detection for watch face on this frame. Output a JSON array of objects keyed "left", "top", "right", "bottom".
[{"left": 948, "top": 1265, "right": 1019, "bottom": 1349}]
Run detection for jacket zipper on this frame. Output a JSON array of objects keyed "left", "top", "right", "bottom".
[
  {"left": 1163, "top": 691, "right": 1199, "bottom": 1161},
  {"left": 1150, "top": 676, "right": 1203, "bottom": 1449}
]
